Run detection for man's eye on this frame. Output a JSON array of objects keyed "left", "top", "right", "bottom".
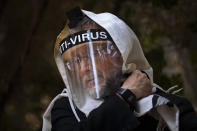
[
  {"left": 73, "top": 57, "right": 81, "bottom": 64},
  {"left": 76, "top": 57, "right": 81, "bottom": 63}
]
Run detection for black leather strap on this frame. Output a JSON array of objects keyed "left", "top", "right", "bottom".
[{"left": 117, "top": 88, "right": 136, "bottom": 109}]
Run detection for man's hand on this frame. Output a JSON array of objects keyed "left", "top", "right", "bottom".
[{"left": 121, "top": 70, "right": 152, "bottom": 99}]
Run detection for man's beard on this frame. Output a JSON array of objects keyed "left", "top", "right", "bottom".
[
  {"left": 84, "top": 84, "right": 104, "bottom": 99},
  {"left": 82, "top": 72, "right": 105, "bottom": 99},
  {"left": 81, "top": 71, "right": 125, "bottom": 99}
]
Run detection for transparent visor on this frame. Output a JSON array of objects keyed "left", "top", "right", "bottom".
[{"left": 60, "top": 29, "right": 123, "bottom": 102}]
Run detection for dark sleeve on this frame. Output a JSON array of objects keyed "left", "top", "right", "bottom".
[
  {"left": 51, "top": 94, "right": 140, "bottom": 131},
  {"left": 156, "top": 90, "right": 197, "bottom": 131},
  {"left": 173, "top": 96, "right": 197, "bottom": 131},
  {"left": 51, "top": 97, "right": 79, "bottom": 131}
]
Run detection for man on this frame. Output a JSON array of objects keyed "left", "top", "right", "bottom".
[{"left": 42, "top": 7, "right": 197, "bottom": 131}]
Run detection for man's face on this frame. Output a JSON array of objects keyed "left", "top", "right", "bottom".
[{"left": 63, "top": 41, "right": 123, "bottom": 98}]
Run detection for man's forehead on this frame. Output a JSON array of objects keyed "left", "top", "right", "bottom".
[
  {"left": 70, "top": 42, "right": 108, "bottom": 55},
  {"left": 62, "top": 41, "right": 109, "bottom": 61}
]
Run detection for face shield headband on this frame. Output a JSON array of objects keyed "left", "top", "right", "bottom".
[
  {"left": 59, "top": 29, "right": 112, "bottom": 55},
  {"left": 59, "top": 29, "right": 123, "bottom": 101}
]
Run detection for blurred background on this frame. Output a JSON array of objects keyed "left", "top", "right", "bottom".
[{"left": 0, "top": 0, "right": 197, "bottom": 130}]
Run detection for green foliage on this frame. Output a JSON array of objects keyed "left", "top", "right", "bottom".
[{"left": 141, "top": 30, "right": 161, "bottom": 53}]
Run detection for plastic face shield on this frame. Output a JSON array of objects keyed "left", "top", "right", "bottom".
[{"left": 60, "top": 29, "right": 123, "bottom": 101}]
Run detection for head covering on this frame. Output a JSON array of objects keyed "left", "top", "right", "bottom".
[{"left": 54, "top": 7, "right": 153, "bottom": 115}]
